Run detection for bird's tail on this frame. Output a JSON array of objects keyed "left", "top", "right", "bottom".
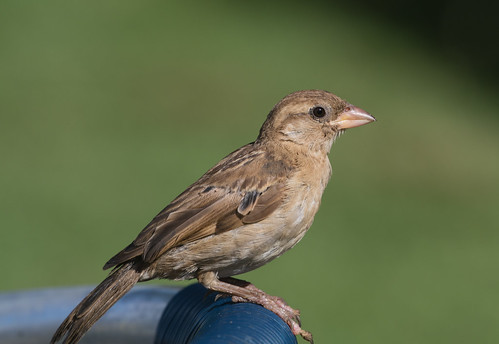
[{"left": 51, "top": 261, "right": 142, "bottom": 344}]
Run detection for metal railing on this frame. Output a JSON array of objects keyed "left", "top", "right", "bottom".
[{"left": 0, "top": 283, "right": 297, "bottom": 344}]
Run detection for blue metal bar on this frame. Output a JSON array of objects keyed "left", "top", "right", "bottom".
[
  {"left": 0, "top": 285, "right": 177, "bottom": 344},
  {"left": 156, "top": 283, "right": 297, "bottom": 344},
  {"left": 0, "top": 284, "right": 297, "bottom": 344}
]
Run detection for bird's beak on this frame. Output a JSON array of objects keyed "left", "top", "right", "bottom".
[{"left": 331, "top": 105, "right": 375, "bottom": 129}]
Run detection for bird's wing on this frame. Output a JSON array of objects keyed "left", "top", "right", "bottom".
[{"left": 104, "top": 144, "right": 291, "bottom": 269}]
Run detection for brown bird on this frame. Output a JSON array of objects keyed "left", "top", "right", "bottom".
[{"left": 51, "top": 90, "right": 375, "bottom": 344}]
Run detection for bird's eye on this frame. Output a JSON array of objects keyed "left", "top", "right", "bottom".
[{"left": 312, "top": 106, "right": 326, "bottom": 118}]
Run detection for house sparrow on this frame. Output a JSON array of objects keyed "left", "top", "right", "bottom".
[{"left": 51, "top": 90, "right": 375, "bottom": 344}]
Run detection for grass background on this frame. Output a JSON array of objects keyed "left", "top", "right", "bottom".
[{"left": 1, "top": 1, "right": 498, "bottom": 343}]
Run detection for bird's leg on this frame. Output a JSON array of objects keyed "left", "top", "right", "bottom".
[
  {"left": 198, "top": 272, "right": 314, "bottom": 343},
  {"left": 220, "top": 276, "right": 301, "bottom": 322}
]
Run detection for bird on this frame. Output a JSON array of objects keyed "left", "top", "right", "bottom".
[{"left": 51, "top": 89, "right": 375, "bottom": 344}]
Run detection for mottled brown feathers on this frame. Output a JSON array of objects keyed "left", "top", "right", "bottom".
[{"left": 104, "top": 143, "right": 292, "bottom": 268}]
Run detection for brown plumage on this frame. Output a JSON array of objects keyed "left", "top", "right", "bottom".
[{"left": 51, "top": 90, "right": 375, "bottom": 344}]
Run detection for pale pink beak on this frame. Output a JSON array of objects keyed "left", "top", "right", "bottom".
[{"left": 331, "top": 105, "right": 375, "bottom": 129}]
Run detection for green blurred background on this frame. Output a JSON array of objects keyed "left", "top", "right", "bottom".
[{"left": 1, "top": 1, "right": 498, "bottom": 343}]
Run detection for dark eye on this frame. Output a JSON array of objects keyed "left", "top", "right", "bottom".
[{"left": 312, "top": 106, "right": 326, "bottom": 118}]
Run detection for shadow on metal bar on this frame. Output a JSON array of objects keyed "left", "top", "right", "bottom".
[{"left": 0, "top": 283, "right": 297, "bottom": 344}]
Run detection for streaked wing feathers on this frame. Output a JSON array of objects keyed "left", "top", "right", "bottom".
[
  {"left": 242, "top": 184, "right": 284, "bottom": 224},
  {"left": 142, "top": 192, "right": 239, "bottom": 262},
  {"left": 103, "top": 144, "right": 292, "bottom": 269}
]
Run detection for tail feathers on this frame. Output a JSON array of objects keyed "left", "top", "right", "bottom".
[{"left": 51, "top": 262, "right": 141, "bottom": 344}]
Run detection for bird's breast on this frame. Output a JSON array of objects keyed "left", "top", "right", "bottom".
[
  {"left": 279, "top": 158, "right": 331, "bottom": 240},
  {"left": 150, "top": 156, "right": 332, "bottom": 281}
]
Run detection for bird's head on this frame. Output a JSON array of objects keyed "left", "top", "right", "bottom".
[{"left": 257, "top": 90, "right": 375, "bottom": 154}]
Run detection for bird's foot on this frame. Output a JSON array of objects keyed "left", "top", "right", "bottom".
[
  {"left": 199, "top": 274, "right": 313, "bottom": 343},
  {"left": 231, "top": 293, "right": 301, "bottom": 325},
  {"left": 254, "top": 296, "right": 312, "bottom": 343},
  {"left": 246, "top": 294, "right": 312, "bottom": 343}
]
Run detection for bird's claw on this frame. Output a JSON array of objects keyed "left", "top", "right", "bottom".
[
  {"left": 214, "top": 292, "right": 233, "bottom": 302},
  {"left": 289, "top": 320, "right": 314, "bottom": 343},
  {"left": 229, "top": 293, "right": 308, "bottom": 340}
]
